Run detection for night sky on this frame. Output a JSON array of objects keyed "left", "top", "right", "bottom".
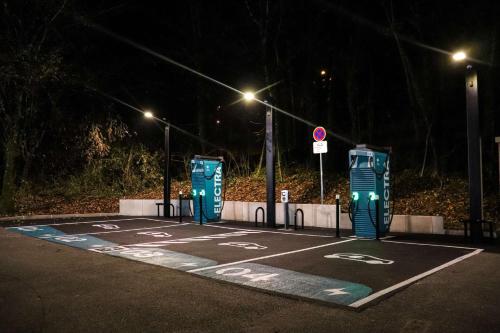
[{"left": 1, "top": 0, "right": 499, "bottom": 180}]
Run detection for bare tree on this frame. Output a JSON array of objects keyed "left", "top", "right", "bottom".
[
  {"left": 385, "top": 0, "right": 438, "bottom": 176},
  {"left": 0, "top": 0, "right": 68, "bottom": 212}
]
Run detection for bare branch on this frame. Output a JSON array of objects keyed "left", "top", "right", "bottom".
[
  {"left": 244, "top": 0, "right": 261, "bottom": 30},
  {"left": 48, "top": 0, "right": 68, "bottom": 25}
]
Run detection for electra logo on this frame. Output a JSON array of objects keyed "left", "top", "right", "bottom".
[
  {"left": 214, "top": 165, "right": 223, "bottom": 214},
  {"left": 383, "top": 159, "right": 390, "bottom": 225}
]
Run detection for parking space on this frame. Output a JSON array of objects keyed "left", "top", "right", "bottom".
[{"left": 5, "top": 216, "right": 483, "bottom": 309}]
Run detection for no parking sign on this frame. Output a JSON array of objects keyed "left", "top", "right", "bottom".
[
  {"left": 313, "top": 126, "right": 326, "bottom": 142},
  {"left": 313, "top": 126, "right": 327, "bottom": 204}
]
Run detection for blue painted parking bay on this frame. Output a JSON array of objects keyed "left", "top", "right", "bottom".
[{"left": 5, "top": 217, "right": 482, "bottom": 309}]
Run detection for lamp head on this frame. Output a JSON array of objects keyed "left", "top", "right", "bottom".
[
  {"left": 243, "top": 91, "right": 255, "bottom": 102},
  {"left": 452, "top": 51, "right": 467, "bottom": 62}
]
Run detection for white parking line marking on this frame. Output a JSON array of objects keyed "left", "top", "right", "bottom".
[
  {"left": 39, "top": 223, "right": 190, "bottom": 238},
  {"left": 9, "top": 217, "right": 180, "bottom": 228},
  {"left": 8, "top": 218, "right": 151, "bottom": 228},
  {"left": 349, "top": 248, "right": 483, "bottom": 308},
  {"left": 381, "top": 239, "right": 480, "bottom": 250},
  {"left": 204, "top": 224, "right": 336, "bottom": 238},
  {"left": 187, "top": 238, "right": 356, "bottom": 273},
  {"left": 120, "top": 230, "right": 263, "bottom": 248},
  {"left": 141, "top": 218, "right": 183, "bottom": 224}
]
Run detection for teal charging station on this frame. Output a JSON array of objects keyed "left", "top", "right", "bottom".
[
  {"left": 191, "top": 155, "right": 224, "bottom": 223},
  {"left": 348, "top": 145, "right": 391, "bottom": 238}
]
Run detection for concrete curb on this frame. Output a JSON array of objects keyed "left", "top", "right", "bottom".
[{"left": 0, "top": 212, "right": 119, "bottom": 222}]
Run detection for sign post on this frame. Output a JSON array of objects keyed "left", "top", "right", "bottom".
[
  {"left": 281, "top": 190, "right": 289, "bottom": 229},
  {"left": 313, "top": 127, "right": 327, "bottom": 204}
]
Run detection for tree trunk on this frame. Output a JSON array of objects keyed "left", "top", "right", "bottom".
[{"left": 0, "top": 135, "right": 19, "bottom": 213}]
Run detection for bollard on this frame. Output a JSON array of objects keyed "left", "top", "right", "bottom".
[
  {"left": 335, "top": 195, "right": 340, "bottom": 238},
  {"left": 178, "top": 192, "right": 183, "bottom": 223},
  {"left": 284, "top": 202, "right": 289, "bottom": 229},
  {"left": 375, "top": 198, "right": 380, "bottom": 240},
  {"left": 199, "top": 195, "right": 203, "bottom": 225}
]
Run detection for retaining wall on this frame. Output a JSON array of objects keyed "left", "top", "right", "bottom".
[{"left": 119, "top": 199, "right": 445, "bottom": 235}]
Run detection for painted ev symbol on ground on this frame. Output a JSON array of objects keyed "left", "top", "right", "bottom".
[
  {"left": 53, "top": 235, "right": 88, "bottom": 243},
  {"left": 92, "top": 224, "right": 120, "bottom": 230},
  {"left": 324, "top": 288, "right": 350, "bottom": 296},
  {"left": 218, "top": 242, "right": 267, "bottom": 250},
  {"left": 324, "top": 253, "right": 394, "bottom": 265},
  {"left": 16, "top": 226, "right": 39, "bottom": 232},
  {"left": 137, "top": 231, "right": 171, "bottom": 238}
]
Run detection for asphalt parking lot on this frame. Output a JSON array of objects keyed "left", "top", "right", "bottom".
[{"left": 1, "top": 216, "right": 499, "bottom": 332}]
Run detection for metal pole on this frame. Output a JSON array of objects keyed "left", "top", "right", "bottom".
[
  {"left": 164, "top": 124, "right": 171, "bottom": 218},
  {"left": 199, "top": 194, "right": 203, "bottom": 225},
  {"left": 496, "top": 137, "right": 500, "bottom": 226},
  {"left": 265, "top": 102, "right": 276, "bottom": 228},
  {"left": 320, "top": 152, "right": 324, "bottom": 204},
  {"left": 465, "top": 66, "right": 483, "bottom": 242},
  {"left": 178, "top": 192, "right": 183, "bottom": 223},
  {"left": 284, "top": 202, "right": 289, "bottom": 229},
  {"left": 335, "top": 195, "right": 340, "bottom": 238},
  {"left": 375, "top": 198, "right": 380, "bottom": 240}
]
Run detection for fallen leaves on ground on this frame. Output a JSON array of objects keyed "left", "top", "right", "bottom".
[{"left": 10, "top": 169, "right": 498, "bottom": 230}]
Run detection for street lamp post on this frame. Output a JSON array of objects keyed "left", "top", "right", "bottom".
[
  {"left": 453, "top": 52, "right": 483, "bottom": 242},
  {"left": 465, "top": 65, "right": 483, "bottom": 241},
  {"left": 244, "top": 91, "right": 275, "bottom": 227},
  {"left": 145, "top": 110, "right": 171, "bottom": 218},
  {"left": 265, "top": 100, "right": 276, "bottom": 228},
  {"left": 164, "top": 123, "right": 171, "bottom": 218}
]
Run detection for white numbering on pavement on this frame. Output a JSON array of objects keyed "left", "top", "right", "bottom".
[
  {"left": 90, "top": 245, "right": 129, "bottom": 253},
  {"left": 53, "top": 235, "right": 88, "bottom": 242},
  {"left": 120, "top": 249, "right": 164, "bottom": 258},
  {"left": 17, "top": 226, "right": 39, "bottom": 231},
  {"left": 324, "top": 253, "right": 394, "bottom": 265},
  {"left": 92, "top": 224, "right": 120, "bottom": 230},
  {"left": 218, "top": 242, "right": 267, "bottom": 250},
  {"left": 137, "top": 231, "right": 172, "bottom": 238},
  {"left": 215, "top": 267, "right": 279, "bottom": 282}
]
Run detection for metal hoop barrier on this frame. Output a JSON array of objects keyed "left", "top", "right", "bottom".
[
  {"left": 461, "top": 219, "right": 497, "bottom": 243},
  {"left": 255, "top": 207, "right": 265, "bottom": 227},
  {"left": 169, "top": 204, "right": 175, "bottom": 217},
  {"left": 294, "top": 209, "right": 304, "bottom": 230}
]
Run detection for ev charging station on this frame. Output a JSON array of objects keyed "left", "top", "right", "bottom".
[
  {"left": 348, "top": 144, "right": 392, "bottom": 238},
  {"left": 191, "top": 155, "right": 224, "bottom": 223}
]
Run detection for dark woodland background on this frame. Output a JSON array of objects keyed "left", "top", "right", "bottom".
[{"left": 0, "top": 0, "right": 499, "bottom": 217}]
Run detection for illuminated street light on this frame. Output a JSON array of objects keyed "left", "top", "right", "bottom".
[
  {"left": 452, "top": 51, "right": 467, "bottom": 62},
  {"left": 320, "top": 69, "right": 327, "bottom": 76},
  {"left": 144, "top": 109, "right": 171, "bottom": 218},
  {"left": 243, "top": 91, "right": 255, "bottom": 102},
  {"left": 451, "top": 49, "right": 483, "bottom": 242}
]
